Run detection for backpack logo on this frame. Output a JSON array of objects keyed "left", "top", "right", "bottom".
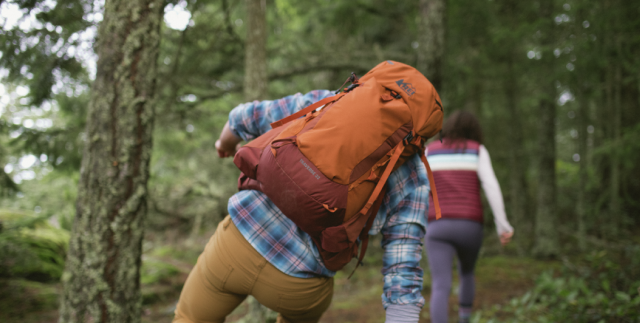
[
  {"left": 396, "top": 79, "right": 416, "bottom": 97},
  {"left": 300, "top": 159, "right": 321, "bottom": 180}
]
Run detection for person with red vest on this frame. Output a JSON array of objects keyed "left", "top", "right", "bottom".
[{"left": 424, "top": 110, "right": 514, "bottom": 323}]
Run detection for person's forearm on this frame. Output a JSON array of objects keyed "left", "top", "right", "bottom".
[
  {"left": 477, "top": 145, "right": 513, "bottom": 235},
  {"left": 219, "top": 121, "right": 242, "bottom": 151},
  {"left": 380, "top": 234, "right": 426, "bottom": 310}
]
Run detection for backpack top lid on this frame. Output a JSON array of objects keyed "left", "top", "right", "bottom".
[{"left": 359, "top": 60, "right": 443, "bottom": 139}]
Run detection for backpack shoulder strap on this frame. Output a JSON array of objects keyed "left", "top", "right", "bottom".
[
  {"left": 348, "top": 187, "right": 386, "bottom": 279},
  {"left": 347, "top": 135, "right": 443, "bottom": 278},
  {"left": 420, "top": 153, "right": 441, "bottom": 219},
  {"left": 359, "top": 135, "right": 442, "bottom": 225},
  {"left": 357, "top": 141, "right": 405, "bottom": 218}
]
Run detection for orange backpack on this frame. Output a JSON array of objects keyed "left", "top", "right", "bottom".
[{"left": 234, "top": 61, "right": 443, "bottom": 272}]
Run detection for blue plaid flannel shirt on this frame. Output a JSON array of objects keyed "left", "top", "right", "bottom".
[{"left": 227, "top": 90, "right": 429, "bottom": 308}]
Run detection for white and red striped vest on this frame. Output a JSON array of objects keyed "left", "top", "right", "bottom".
[{"left": 426, "top": 140, "right": 483, "bottom": 223}]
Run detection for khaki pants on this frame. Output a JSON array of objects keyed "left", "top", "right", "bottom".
[{"left": 174, "top": 216, "right": 334, "bottom": 323}]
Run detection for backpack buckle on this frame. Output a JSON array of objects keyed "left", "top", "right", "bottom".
[
  {"left": 403, "top": 132, "right": 414, "bottom": 145},
  {"left": 344, "top": 83, "right": 360, "bottom": 93},
  {"left": 403, "top": 131, "right": 422, "bottom": 146}
]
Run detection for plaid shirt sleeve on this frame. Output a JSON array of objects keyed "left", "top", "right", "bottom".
[
  {"left": 374, "top": 154, "right": 429, "bottom": 309},
  {"left": 227, "top": 90, "right": 334, "bottom": 141}
]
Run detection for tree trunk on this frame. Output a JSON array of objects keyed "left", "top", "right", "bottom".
[
  {"left": 608, "top": 43, "right": 622, "bottom": 238},
  {"left": 465, "top": 73, "right": 483, "bottom": 116},
  {"left": 576, "top": 85, "right": 588, "bottom": 251},
  {"left": 494, "top": 0, "right": 529, "bottom": 252},
  {"left": 505, "top": 54, "right": 528, "bottom": 254},
  {"left": 417, "top": 0, "right": 446, "bottom": 92},
  {"left": 59, "top": 0, "right": 163, "bottom": 322},
  {"left": 242, "top": 0, "right": 272, "bottom": 321},
  {"left": 533, "top": 87, "right": 558, "bottom": 258},
  {"left": 532, "top": 0, "right": 558, "bottom": 258},
  {"left": 598, "top": 0, "right": 622, "bottom": 238},
  {"left": 244, "top": 0, "right": 268, "bottom": 101},
  {"left": 572, "top": 7, "right": 589, "bottom": 251}
]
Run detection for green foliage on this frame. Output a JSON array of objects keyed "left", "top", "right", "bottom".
[
  {"left": 0, "top": 209, "right": 69, "bottom": 281},
  {"left": 147, "top": 244, "right": 200, "bottom": 265},
  {"left": 0, "top": 0, "right": 639, "bottom": 318},
  {"left": 140, "top": 258, "right": 180, "bottom": 285},
  {"left": 0, "top": 0, "right": 95, "bottom": 106},
  {"left": 475, "top": 250, "right": 640, "bottom": 322},
  {"left": 0, "top": 170, "right": 78, "bottom": 230},
  {"left": 0, "top": 279, "right": 59, "bottom": 322}
]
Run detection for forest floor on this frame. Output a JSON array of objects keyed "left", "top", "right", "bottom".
[{"left": 1, "top": 228, "right": 557, "bottom": 323}]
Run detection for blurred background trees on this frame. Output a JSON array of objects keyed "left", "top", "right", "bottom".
[{"left": 1, "top": 0, "right": 639, "bottom": 322}]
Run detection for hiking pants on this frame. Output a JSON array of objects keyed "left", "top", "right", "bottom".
[
  {"left": 174, "top": 216, "right": 334, "bottom": 323},
  {"left": 425, "top": 218, "right": 483, "bottom": 323}
]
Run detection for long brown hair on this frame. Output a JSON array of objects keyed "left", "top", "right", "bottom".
[{"left": 442, "top": 110, "right": 483, "bottom": 144}]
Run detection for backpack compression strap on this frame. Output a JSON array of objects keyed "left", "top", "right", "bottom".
[{"left": 270, "top": 92, "right": 347, "bottom": 129}]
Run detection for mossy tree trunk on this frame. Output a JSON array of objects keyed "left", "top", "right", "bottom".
[
  {"left": 532, "top": 0, "right": 558, "bottom": 258},
  {"left": 59, "top": 0, "right": 164, "bottom": 322},
  {"left": 417, "top": 0, "right": 445, "bottom": 92}
]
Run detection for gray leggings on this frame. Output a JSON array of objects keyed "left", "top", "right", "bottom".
[{"left": 426, "top": 219, "right": 483, "bottom": 323}]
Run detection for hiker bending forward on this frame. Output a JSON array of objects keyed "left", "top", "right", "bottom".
[{"left": 174, "top": 90, "right": 431, "bottom": 323}]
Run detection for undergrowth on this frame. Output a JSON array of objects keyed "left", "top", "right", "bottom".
[{"left": 475, "top": 248, "right": 640, "bottom": 323}]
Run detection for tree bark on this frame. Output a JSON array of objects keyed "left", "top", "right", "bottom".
[
  {"left": 532, "top": 0, "right": 558, "bottom": 258},
  {"left": 499, "top": 0, "right": 529, "bottom": 253},
  {"left": 59, "top": 0, "right": 163, "bottom": 322},
  {"left": 505, "top": 53, "right": 528, "bottom": 253},
  {"left": 417, "top": 0, "right": 446, "bottom": 92},
  {"left": 608, "top": 40, "right": 622, "bottom": 238},
  {"left": 244, "top": 0, "right": 268, "bottom": 101},
  {"left": 575, "top": 76, "right": 589, "bottom": 250},
  {"left": 576, "top": 94, "right": 588, "bottom": 251},
  {"left": 599, "top": 0, "right": 620, "bottom": 239},
  {"left": 571, "top": 6, "right": 588, "bottom": 251},
  {"left": 243, "top": 0, "right": 272, "bottom": 321}
]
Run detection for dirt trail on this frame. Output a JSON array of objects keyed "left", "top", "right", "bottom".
[
  {"left": 2, "top": 251, "right": 551, "bottom": 323},
  {"left": 320, "top": 256, "right": 551, "bottom": 323}
]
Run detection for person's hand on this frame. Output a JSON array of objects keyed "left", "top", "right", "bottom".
[
  {"left": 500, "top": 231, "right": 513, "bottom": 246},
  {"left": 215, "top": 121, "right": 243, "bottom": 158},
  {"left": 215, "top": 139, "right": 238, "bottom": 158}
]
